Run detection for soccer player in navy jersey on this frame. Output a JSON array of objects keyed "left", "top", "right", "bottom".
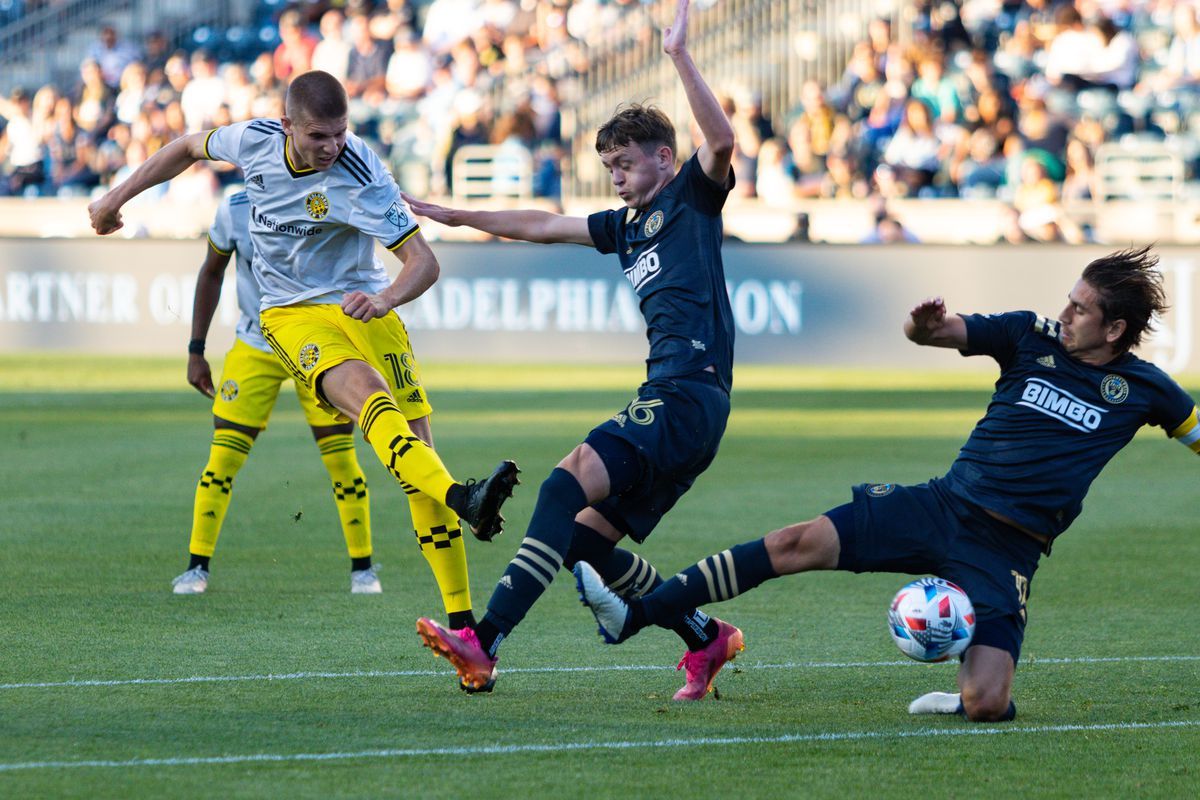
[
  {"left": 578, "top": 245, "right": 1200, "bottom": 721},
  {"left": 410, "top": 0, "right": 744, "bottom": 698}
]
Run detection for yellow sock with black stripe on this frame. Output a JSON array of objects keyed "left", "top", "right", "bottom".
[
  {"left": 358, "top": 391, "right": 455, "bottom": 502},
  {"left": 317, "top": 433, "right": 372, "bottom": 560},
  {"left": 408, "top": 492, "right": 473, "bottom": 619},
  {"left": 188, "top": 429, "right": 254, "bottom": 558}
]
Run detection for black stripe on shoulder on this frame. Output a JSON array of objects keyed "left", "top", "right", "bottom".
[
  {"left": 248, "top": 122, "right": 284, "bottom": 137},
  {"left": 337, "top": 150, "right": 370, "bottom": 187},
  {"left": 340, "top": 144, "right": 373, "bottom": 180}
]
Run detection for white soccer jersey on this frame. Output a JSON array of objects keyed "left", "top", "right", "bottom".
[
  {"left": 207, "top": 190, "right": 270, "bottom": 352},
  {"left": 202, "top": 118, "right": 420, "bottom": 310}
]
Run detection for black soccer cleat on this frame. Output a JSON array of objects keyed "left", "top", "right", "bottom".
[{"left": 457, "top": 460, "right": 520, "bottom": 542}]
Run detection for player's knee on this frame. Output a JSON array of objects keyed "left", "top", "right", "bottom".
[{"left": 960, "top": 685, "right": 1014, "bottom": 722}]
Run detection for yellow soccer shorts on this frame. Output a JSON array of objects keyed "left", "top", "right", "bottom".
[
  {"left": 212, "top": 337, "right": 345, "bottom": 429},
  {"left": 259, "top": 304, "right": 433, "bottom": 423}
]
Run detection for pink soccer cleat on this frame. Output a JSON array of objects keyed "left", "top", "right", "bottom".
[
  {"left": 416, "top": 617, "right": 498, "bottom": 693},
  {"left": 673, "top": 619, "right": 745, "bottom": 701}
]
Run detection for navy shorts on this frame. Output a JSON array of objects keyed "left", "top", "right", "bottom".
[
  {"left": 585, "top": 372, "right": 730, "bottom": 543},
  {"left": 827, "top": 479, "right": 1043, "bottom": 664}
]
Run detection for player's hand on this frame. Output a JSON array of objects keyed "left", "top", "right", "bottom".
[
  {"left": 908, "top": 297, "right": 947, "bottom": 334},
  {"left": 88, "top": 194, "right": 124, "bottom": 235},
  {"left": 401, "top": 192, "right": 461, "bottom": 226},
  {"left": 663, "top": 0, "right": 690, "bottom": 57},
  {"left": 188, "top": 354, "right": 216, "bottom": 398},
  {"left": 342, "top": 290, "right": 390, "bottom": 322}
]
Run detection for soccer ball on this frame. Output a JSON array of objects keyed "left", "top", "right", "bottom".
[{"left": 888, "top": 577, "right": 975, "bottom": 663}]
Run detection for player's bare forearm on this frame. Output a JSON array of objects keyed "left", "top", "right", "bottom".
[
  {"left": 904, "top": 297, "right": 968, "bottom": 349},
  {"left": 664, "top": 0, "right": 733, "bottom": 182},
  {"left": 89, "top": 132, "right": 211, "bottom": 235},
  {"left": 403, "top": 193, "right": 591, "bottom": 245},
  {"left": 342, "top": 233, "right": 440, "bottom": 321},
  {"left": 190, "top": 251, "right": 230, "bottom": 342}
]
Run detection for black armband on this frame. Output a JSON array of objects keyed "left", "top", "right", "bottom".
[{"left": 187, "top": 339, "right": 206, "bottom": 355}]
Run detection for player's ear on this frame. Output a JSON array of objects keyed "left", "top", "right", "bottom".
[
  {"left": 1106, "top": 318, "right": 1126, "bottom": 345},
  {"left": 657, "top": 144, "right": 673, "bottom": 169}
]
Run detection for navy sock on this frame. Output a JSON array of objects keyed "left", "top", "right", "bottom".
[
  {"left": 632, "top": 538, "right": 778, "bottom": 632},
  {"left": 477, "top": 468, "right": 588, "bottom": 656},
  {"left": 188, "top": 553, "right": 210, "bottom": 571}
]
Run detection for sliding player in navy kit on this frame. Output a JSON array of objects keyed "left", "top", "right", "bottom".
[
  {"left": 410, "top": 0, "right": 745, "bottom": 698},
  {"left": 578, "top": 246, "right": 1200, "bottom": 720}
]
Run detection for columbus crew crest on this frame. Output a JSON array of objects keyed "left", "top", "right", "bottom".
[
  {"left": 305, "top": 192, "right": 330, "bottom": 220},
  {"left": 644, "top": 209, "right": 664, "bottom": 237},
  {"left": 1100, "top": 374, "right": 1129, "bottom": 404},
  {"left": 219, "top": 380, "right": 239, "bottom": 401},
  {"left": 299, "top": 343, "right": 321, "bottom": 371}
]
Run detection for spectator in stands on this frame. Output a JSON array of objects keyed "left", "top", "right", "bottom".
[
  {"left": 1045, "top": 5, "right": 1102, "bottom": 92},
  {"left": 861, "top": 208, "right": 918, "bottom": 244},
  {"left": 820, "top": 147, "right": 868, "bottom": 199},
  {"left": 155, "top": 52, "right": 191, "bottom": 108},
  {"left": 142, "top": 30, "right": 171, "bottom": 76},
  {"left": 1016, "top": 96, "right": 1069, "bottom": 168},
  {"left": 222, "top": 63, "right": 258, "bottom": 122},
  {"left": 1012, "top": 152, "right": 1060, "bottom": 217},
  {"left": 0, "top": 88, "right": 46, "bottom": 196},
  {"left": 490, "top": 108, "right": 536, "bottom": 197},
  {"left": 1083, "top": 16, "right": 1139, "bottom": 92},
  {"left": 910, "top": 49, "right": 963, "bottom": 123},
  {"left": 180, "top": 50, "right": 225, "bottom": 132},
  {"left": 274, "top": 9, "right": 317, "bottom": 81},
  {"left": 443, "top": 89, "right": 491, "bottom": 193},
  {"left": 1061, "top": 137, "right": 1098, "bottom": 202},
  {"left": 312, "top": 8, "right": 352, "bottom": 83},
  {"left": 165, "top": 161, "right": 219, "bottom": 206},
  {"left": 882, "top": 98, "right": 943, "bottom": 196},
  {"left": 995, "top": 19, "right": 1039, "bottom": 82},
  {"left": 755, "top": 137, "right": 798, "bottom": 206},
  {"left": 782, "top": 122, "right": 826, "bottom": 198},
  {"left": 249, "top": 52, "right": 284, "bottom": 116},
  {"left": 345, "top": 11, "right": 391, "bottom": 103},
  {"left": 74, "top": 59, "right": 115, "bottom": 139},
  {"left": 969, "top": 86, "right": 1016, "bottom": 143},
  {"left": 115, "top": 61, "right": 149, "bottom": 125},
  {"left": 955, "top": 47, "right": 1011, "bottom": 117},
  {"left": 833, "top": 41, "right": 885, "bottom": 124},
  {"left": 48, "top": 97, "right": 98, "bottom": 195},
  {"left": 1137, "top": 4, "right": 1200, "bottom": 93},
  {"left": 386, "top": 29, "right": 434, "bottom": 102},
  {"left": 87, "top": 25, "right": 141, "bottom": 88},
  {"left": 92, "top": 122, "right": 131, "bottom": 188},
  {"left": 423, "top": 0, "right": 481, "bottom": 55},
  {"left": 793, "top": 80, "right": 835, "bottom": 158},
  {"left": 950, "top": 127, "right": 1007, "bottom": 198}
]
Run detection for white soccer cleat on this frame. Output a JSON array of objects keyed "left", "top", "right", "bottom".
[
  {"left": 350, "top": 564, "right": 382, "bottom": 594},
  {"left": 171, "top": 566, "right": 209, "bottom": 595},
  {"left": 573, "top": 561, "right": 633, "bottom": 643},
  {"left": 908, "top": 691, "right": 963, "bottom": 715}
]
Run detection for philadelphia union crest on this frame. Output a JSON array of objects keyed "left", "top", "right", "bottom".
[
  {"left": 305, "top": 192, "right": 330, "bottom": 220},
  {"left": 299, "top": 343, "right": 321, "bottom": 372},
  {"left": 1100, "top": 374, "right": 1129, "bottom": 404},
  {"left": 219, "top": 380, "right": 239, "bottom": 401},
  {"left": 644, "top": 209, "right": 664, "bottom": 237},
  {"left": 866, "top": 483, "right": 895, "bottom": 497}
]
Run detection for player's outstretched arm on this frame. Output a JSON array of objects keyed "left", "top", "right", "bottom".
[
  {"left": 664, "top": 0, "right": 734, "bottom": 185},
  {"left": 904, "top": 297, "right": 968, "bottom": 349},
  {"left": 402, "top": 192, "right": 592, "bottom": 246},
  {"left": 88, "top": 131, "right": 211, "bottom": 235},
  {"left": 187, "top": 245, "right": 233, "bottom": 398},
  {"left": 342, "top": 231, "right": 441, "bottom": 322}
]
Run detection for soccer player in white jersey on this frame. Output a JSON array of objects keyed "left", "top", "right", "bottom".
[
  {"left": 90, "top": 70, "right": 519, "bottom": 632},
  {"left": 172, "top": 191, "right": 380, "bottom": 596}
]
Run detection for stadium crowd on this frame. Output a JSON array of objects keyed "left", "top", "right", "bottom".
[{"left": 1, "top": 0, "right": 1199, "bottom": 243}]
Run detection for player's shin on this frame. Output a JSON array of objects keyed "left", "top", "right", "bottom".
[
  {"left": 188, "top": 429, "right": 254, "bottom": 565},
  {"left": 636, "top": 538, "right": 778, "bottom": 630},
  {"left": 318, "top": 433, "right": 372, "bottom": 563},
  {"left": 408, "top": 492, "right": 475, "bottom": 629},
  {"left": 475, "top": 468, "right": 587, "bottom": 656},
  {"left": 358, "top": 391, "right": 456, "bottom": 501}
]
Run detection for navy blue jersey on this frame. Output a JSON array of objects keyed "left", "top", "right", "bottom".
[
  {"left": 940, "top": 310, "right": 1199, "bottom": 539},
  {"left": 587, "top": 153, "right": 735, "bottom": 391}
]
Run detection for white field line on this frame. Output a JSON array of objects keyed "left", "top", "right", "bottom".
[
  {"left": 1, "top": 720, "right": 1198, "bottom": 773},
  {"left": 1, "top": 654, "right": 1197, "bottom": 691}
]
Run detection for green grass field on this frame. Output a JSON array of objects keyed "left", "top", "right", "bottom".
[{"left": 1, "top": 356, "right": 1198, "bottom": 798}]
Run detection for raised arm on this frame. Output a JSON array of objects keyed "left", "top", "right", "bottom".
[
  {"left": 402, "top": 192, "right": 593, "bottom": 246},
  {"left": 663, "top": 0, "right": 734, "bottom": 184},
  {"left": 88, "top": 131, "right": 212, "bottom": 235},
  {"left": 187, "top": 243, "right": 233, "bottom": 398},
  {"left": 341, "top": 230, "right": 441, "bottom": 322},
  {"left": 904, "top": 297, "right": 969, "bottom": 349}
]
